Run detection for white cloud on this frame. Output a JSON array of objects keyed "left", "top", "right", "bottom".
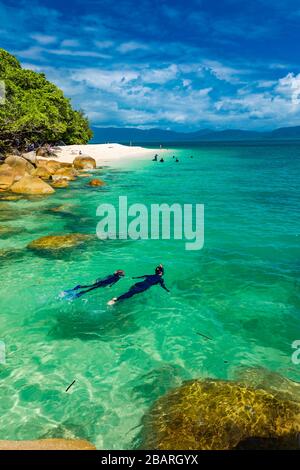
[
  {"left": 19, "top": 53, "right": 300, "bottom": 130},
  {"left": 197, "top": 87, "right": 212, "bottom": 96},
  {"left": 213, "top": 71, "right": 300, "bottom": 125},
  {"left": 276, "top": 72, "right": 300, "bottom": 106},
  {"left": 117, "top": 41, "right": 149, "bottom": 54},
  {"left": 31, "top": 34, "right": 57, "bottom": 45},
  {"left": 15, "top": 45, "right": 110, "bottom": 60},
  {"left": 202, "top": 60, "right": 246, "bottom": 84},
  {"left": 15, "top": 46, "right": 43, "bottom": 60},
  {"left": 47, "top": 48, "right": 110, "bottom": 58},
  {"left": 256, "top": 80, "right": 277, "bottom": 88},
  {"left": 71, "top": 69, "right": 139, "bottom": 91},
  {"left": 269, "top": 63, "right": 289, "bottom": 70},
  {"left": 142, "top": 64, "right": 178, "bottom": 84},
  {"left": 182, "top": 79, "right": 191, "bottom": 87},
  {"left": 71, "top": 64, "right": 179, "bottom": 93},
  {"left": 95, "top": 40, "right": 114, "bottom": 49},
  {"left": 61, "top": 39, "right": 80, "bottom": 47}
]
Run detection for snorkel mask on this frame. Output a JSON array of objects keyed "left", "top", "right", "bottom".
[
  {"left": 115, "top": 270, "right": 125, "bottom": 277},
  {"left": 155, "top": 264, "right": 164, "bottom": 275}
]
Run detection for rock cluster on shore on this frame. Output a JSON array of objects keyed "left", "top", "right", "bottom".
[{"left": 0, "top": 152, "right": 98, "bottom": 196}]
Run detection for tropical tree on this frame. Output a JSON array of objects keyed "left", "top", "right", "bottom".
[{"left": 0, "top": 49, "right": 93, "bottom": 152}]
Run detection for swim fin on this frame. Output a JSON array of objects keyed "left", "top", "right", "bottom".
[{"left": 60, "top": 289, "right": 80, "bottom": 300}]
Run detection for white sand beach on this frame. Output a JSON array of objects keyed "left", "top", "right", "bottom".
[{"left": 46, "top": 143, "right": 161, "bottom": 166}]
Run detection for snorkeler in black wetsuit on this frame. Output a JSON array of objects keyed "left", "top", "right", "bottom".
[
  {"left": 107, "top": 265, "right": 169, "bottom": 305},
  {"left": 152, "top": 154, "right": 158, "bottom": 161},
  {"left": 64, "top": 270, "right": 125, "bottom": 298}
]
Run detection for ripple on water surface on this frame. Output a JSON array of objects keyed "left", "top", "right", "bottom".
[{"left": 0, "top": 144, "right": 299, "bottom": 448}]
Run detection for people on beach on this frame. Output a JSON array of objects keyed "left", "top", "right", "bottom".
[
  {"left": 64, "top": 270, "right": 125, "bottom": 299},
  {"left": 107, "top": 264, "right": 170, "bottom": 305}
]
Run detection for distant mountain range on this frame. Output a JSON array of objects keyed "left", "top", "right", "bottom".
[{"left": 91, "top": 125, "right": 300, "bottom": 143}]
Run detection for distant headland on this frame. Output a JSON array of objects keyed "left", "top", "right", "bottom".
[{"left": 91, "top": 125, "right": 300, "bottom": 144}]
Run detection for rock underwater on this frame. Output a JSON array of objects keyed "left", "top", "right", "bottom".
[
  {"left": 27, "top": 233, "right": 92, "bottom": 251},
  {"left": 88, "top": 178, "right": 105, "bottom": 187},
  {"left": 0, "top": 438, "right": 96, "bottom": 450},
  {"left": 51, "top": 167, "right": 78, "bottom": 182},
  {"left": 139, "top": 378, "right": 300, "bottom": 450},
  {"left": 51, "top": 179, "right": 69, "bottom": 188},
  {"left": 231, "top": 366, "right": 300, "bottom": 404}
]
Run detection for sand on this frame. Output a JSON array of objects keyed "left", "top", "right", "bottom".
[{"left": 45, "top": 143, "right": 161, "bottom": 166}]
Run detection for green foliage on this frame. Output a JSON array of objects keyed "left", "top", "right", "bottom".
[{"left": 0, "top": 49, "right": 93, "bottom": 151}]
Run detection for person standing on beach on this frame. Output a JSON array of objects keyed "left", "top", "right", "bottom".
[{"left": 107, "top": 265, "right": 170, "bottom": 305}]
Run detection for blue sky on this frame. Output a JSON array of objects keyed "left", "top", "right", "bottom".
[{"left": 1, "top": 0, "right": 300, "bottom": 130}]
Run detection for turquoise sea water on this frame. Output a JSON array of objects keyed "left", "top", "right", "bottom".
[{"left": 0, "top": 141, "right": 299, "bottom": 448}]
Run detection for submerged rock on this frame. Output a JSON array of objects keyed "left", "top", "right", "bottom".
[
  {"left": 49, "top": 204, "right": 74, "bottom": 214},
  {"left": 0, "top": 439, "right": 96, "bottom": 450},
  {"left": 232, "top": 366, "right": 300, "bottom": 404},
  {"left": 10, "top": 175, "right": 55, "bottom": 195},
  {"left": 51, "top": 179, "right": 69, "bottom": 188},
  {"left": 88, "top": 178, "right": 105, "bottom": 187},
  {"left": 52, "top": 167, "right": 77, "bottom": 181},
  {"left": 27, "top": 233, "right": 92, "bottom": 250},
  {"left": 73, "top": 156, "right": 96, "bottom": 170},
  {"left": 0, "top": 194, "right": 22, "bottom": 201},
  {"left": 0, "top": 248, "right": 24, "bottom": 263},
  {"left": 0, "top": 225, "right": 23, "bottom": 237},
  {"left": 139, "top": 378, "right": 300, "bottom": 450}
]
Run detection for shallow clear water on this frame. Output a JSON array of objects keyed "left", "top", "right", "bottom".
[{"left": 0, "top": 141, "right": 299, "bottom": 449}]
